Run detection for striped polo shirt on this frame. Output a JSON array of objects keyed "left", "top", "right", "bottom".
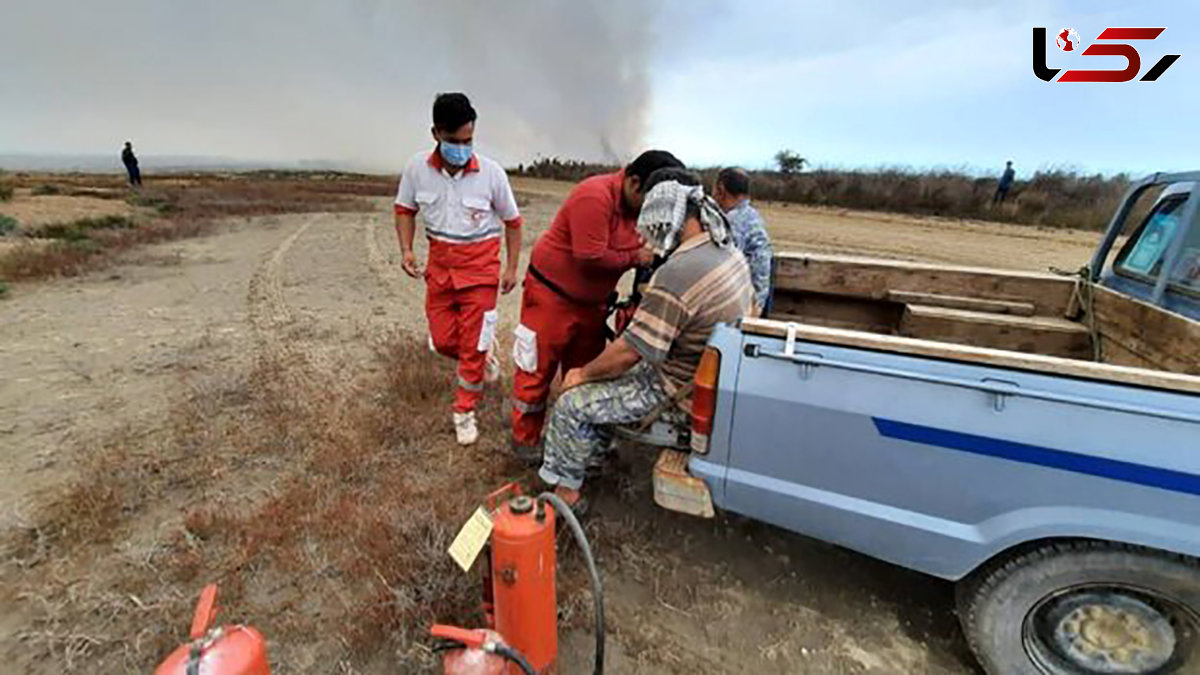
[{"left": 625, "top": 236, "right": 754, "bottom": 407}]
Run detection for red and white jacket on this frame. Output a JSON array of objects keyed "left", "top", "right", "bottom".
[{"left": 395, "top": 149, "right": 522, "bottom": 288}]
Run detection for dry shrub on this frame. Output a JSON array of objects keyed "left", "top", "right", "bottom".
[
  {"left": 514, "top": 158, "right": 1133, "bottom": 231},
  {"left": 0, "top": 216, "right": 212, "bottom": 281},
  {"left": 0, "top": 240, "right": 102, "bottom": 279},
  {"left": 4, "top": 335, "right": 526, "bottom": 672}
]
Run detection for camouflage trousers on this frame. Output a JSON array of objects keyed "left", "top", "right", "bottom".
[{"left": 538, "top": 361, "right": 687, "bottom": 490}]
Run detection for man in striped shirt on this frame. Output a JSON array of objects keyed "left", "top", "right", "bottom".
[{"left": 537, "top": 169, "right": 753, "bottom": 508}]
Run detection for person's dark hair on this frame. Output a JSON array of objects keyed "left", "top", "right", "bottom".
[
  {"left": 625, "top": 150, "right": 684, "bottom": 185},
  {"left": 643, "top": 167, "right": 700, "bottom": 192},
  {"left": 644, "top": 167, "right": 704, "bottom": 220},
  {"left": 432, "top": 92, "right": 477, "bottom": 132},
  {"left": 717, "top": 167, "right": 751, "bottom": 197}
]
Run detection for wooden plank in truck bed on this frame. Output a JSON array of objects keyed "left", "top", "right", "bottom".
[
  {"left": 900, "top": 305, "right": 1092, "bottom": 359},
  {"left": 886, "top": 290, "right": 1036, "bottom": 316},
  {"left": 774, "top": 252, "right": 1077, "bottom": 316},
  {"left": 741, "top": 317, "right": 1200, "bottom": 395}
]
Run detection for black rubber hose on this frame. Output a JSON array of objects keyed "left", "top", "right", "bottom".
[
  {"left": 430, "top": 640, "right": 536, "bottom": 675},
  {"left": 494, "top": 644, "right": 537, "bottom": 675},
  {"left": 539, "top": 492, "right": 605, "bottom": 675}
]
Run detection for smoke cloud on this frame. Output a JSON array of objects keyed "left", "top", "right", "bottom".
[{"left": 0, "top": 1, "right": 655, "bottom": 169}]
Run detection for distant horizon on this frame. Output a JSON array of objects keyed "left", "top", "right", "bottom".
[{"left": 0, "top": 151, "right": 1163, "bottom": 181}]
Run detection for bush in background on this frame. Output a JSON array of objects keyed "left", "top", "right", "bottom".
[
  {"left": 0, "top": 215, "right": 17, "bottom": 236},
  {"left": 512, "top": 158, "right": 1132, "bottom": 231}
]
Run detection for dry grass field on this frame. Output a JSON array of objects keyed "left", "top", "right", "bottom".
[{"left": 0, "top": 173, "right": 1109, "bottom": 673}]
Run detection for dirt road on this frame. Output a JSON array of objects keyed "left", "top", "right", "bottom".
[{"left": 1, "top": 178, "right": 1108, "bottom": 672}]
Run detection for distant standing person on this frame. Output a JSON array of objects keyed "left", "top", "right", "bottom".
[
  {"left": 393, "top": 92, "right": 524, "bottom": 446},
  {"left": 993, "top": 160, "right": 1015, "bottom": 204},
  {"left": 121, "top": 141, "right": 142, "bottom": 187},
  {"left": 713, "top": 167, "right": 774, "bottom": 315}
]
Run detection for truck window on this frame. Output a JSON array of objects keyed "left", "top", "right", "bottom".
[
  {"left": 1168, "top": 219, "right": 1200, "bottom": 294},
  {"left": 1115, "top": 195, "right": 1187, "bottom": 278}
]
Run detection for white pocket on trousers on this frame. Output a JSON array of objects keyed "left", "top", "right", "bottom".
[
  {"left": 477, "top": 310, "right": 498, "bottom": 353},
  {"left": 512, "top": 324, "right": 538, "bottom": 373}
]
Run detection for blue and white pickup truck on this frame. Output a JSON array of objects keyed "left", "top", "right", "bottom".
[{"left": 654, "top": 172, "right": 1200, "bottom": 674}]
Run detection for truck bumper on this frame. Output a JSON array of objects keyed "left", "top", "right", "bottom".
[{"left": 653, "top": 450, "right": 716, "bottom": 518}]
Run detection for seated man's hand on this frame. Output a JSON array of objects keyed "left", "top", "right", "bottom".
[{"left": 561, "top": 368, "right": 587, "bottom": 391}]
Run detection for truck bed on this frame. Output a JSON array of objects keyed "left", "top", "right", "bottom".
[
  {"left": 741, "top": 319, "right": 1200, "bottom": 395},
  {"left": 770, "top": 251, "right": 1200, "bottom": 381}
]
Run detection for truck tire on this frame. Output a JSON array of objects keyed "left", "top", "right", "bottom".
[{"left": 957, "top": 541, "right": 1200, "bottom": 674}]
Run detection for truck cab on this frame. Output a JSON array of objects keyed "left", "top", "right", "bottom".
[{"left": 1093, "top": 173, "right": 1200, "bottom": 321}]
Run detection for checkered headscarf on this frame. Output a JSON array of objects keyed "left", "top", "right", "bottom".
[{"left": 636, "top": 180, "right": 732, "bottom": 256}]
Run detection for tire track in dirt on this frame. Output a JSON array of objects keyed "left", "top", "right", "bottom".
[
  {"left": 248, "top": 213, "right": 397, "bottom": 394},
  {"left": 248, "top": 216, "right": 312, "bottom": 335},
  {"left": 245, "top": 215, "right": 351, "bottom": 390},
  {"left": 363, "top": 212, "right": 427, "bottom": 334},
  {"left": 364, "top": 212, "right": 404, "bottom": 290}
]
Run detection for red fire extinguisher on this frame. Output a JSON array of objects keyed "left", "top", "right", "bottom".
[
  {"left": 486, "top": 486, "right": 557, "bottom": 672},
  {"left": 431, "top": 624, "right": 535, "bottom": 675},
  {"left": 433, "top": 484, "right": 605, "bottom": 675},
  {"left": 155, "top": 584, "right": 269, "bottom": 675}
]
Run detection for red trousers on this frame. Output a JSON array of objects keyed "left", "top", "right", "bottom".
[
  {"left": 511, "top": 276, "right": 607, "bottom": 446},
  {"left": 426, "top": 276, "right": 498, "bottom": 413}
]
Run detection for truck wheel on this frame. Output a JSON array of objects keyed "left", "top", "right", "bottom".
[{"left": 958, "top": 541, "right": 1200, "bottom": 674}]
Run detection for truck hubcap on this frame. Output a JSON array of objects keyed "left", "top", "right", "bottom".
[{"left": 1026, "top": 587, "right": 1188, "bottom": 673}]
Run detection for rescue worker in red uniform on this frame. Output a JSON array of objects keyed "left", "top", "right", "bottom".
[
  {"left": 395, "top": 93, "right": 523, "bottom": 445},
  {"left": 510, "top": 150, "right": 684, "bottom": 459}
]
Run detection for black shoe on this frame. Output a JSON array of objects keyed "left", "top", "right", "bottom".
[{"left": 512, "top": 440, "right": 542, "bottom": 466}]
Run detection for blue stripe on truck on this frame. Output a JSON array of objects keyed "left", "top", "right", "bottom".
[{"left": 873, "top": 418, "right": 1200, "bottom": 497}]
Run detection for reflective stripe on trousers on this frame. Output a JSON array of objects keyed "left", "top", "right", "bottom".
[{"left": 511, "top": 398, "right": 546, "bottom": 414}]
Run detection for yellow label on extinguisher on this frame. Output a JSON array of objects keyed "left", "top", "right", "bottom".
[{"left": 448, "top": 507, "right": 494, "bottom": 573}]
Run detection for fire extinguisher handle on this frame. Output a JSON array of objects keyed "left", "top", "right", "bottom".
[
  {"left": 188, "top": 584, "right": 219, "bottom": 640},
  {"left": 429, "top": 624, "right": 487, "bottom": 649},
  {"left": 483, "top": 482, "right": 522, "bottom": 512}
]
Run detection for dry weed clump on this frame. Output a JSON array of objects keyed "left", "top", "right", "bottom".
[
  {"left": 4, "top": 335, "right": 527, "bottom": 672},
  {"left": 0, "top": 215, "right": 212, "bottom": 281}
]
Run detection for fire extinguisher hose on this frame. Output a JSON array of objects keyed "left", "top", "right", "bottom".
[
  {"left": 539, "top": 492, "right": 605, "bottom": 675},
  {"left": 432, "top": 640, "right": 537, "bottom": 675}
]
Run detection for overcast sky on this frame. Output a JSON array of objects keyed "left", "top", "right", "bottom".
[{"left": 1, "top": 1, "right": 1196, "bottom": 177}]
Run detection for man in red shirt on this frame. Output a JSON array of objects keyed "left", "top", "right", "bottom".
[{"left": 511, "top": 150, "right": 684, "bottom": 458}]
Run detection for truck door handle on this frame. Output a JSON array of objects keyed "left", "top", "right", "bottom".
[{"left": 981, "top": 378, "right": 1020, "bottom": 412}]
